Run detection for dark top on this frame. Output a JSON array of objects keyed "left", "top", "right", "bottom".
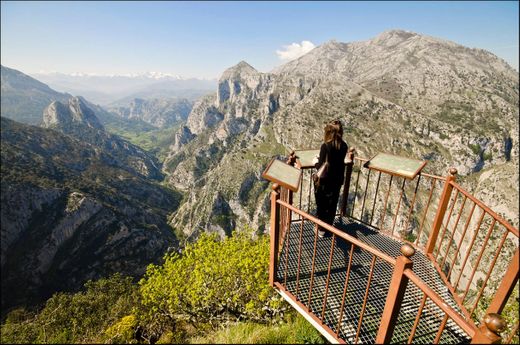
[{"left": 315, "top": 140, "right": 348, "bottom": 187}]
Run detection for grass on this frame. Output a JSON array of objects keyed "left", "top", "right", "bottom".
[
  {"left": 105, "top": 124, "right": 181, "bottom": 162},
  {"left": 189, "top": 313, "right": 327, "bottom": 344}
]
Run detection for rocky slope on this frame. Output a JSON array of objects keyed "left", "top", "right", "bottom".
[
  {"left": 1, "top": 114, "right": 181, "bottom": 311},
  {"left": 164, "top": 30, "right": 519, "bottom": 238},
  {"left": 42, "top": 97, "right": 163, "bottom": 180},
  {"left": 1, "top": 66, "right": 159, "bottom": 136},
  {"left": 108, "top": 97, "right": 192, "bottom": 128},
  {"left": 1, "top": 65, "right": 71, "bottom": 125}
]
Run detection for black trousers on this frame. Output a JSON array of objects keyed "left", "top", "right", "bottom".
[{"left": 314, "top": 182, "right": 341, "bottom": 227}]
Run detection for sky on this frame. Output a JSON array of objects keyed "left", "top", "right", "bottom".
[{"left": 1, "top": 1, "right": 519, "bottom": 79}]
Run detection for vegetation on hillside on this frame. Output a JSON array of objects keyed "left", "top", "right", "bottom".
[
  {"left": 105, "top": 123, "right": 181, "bottom": 163},
  {"left": 0, "top": 230, "right": 325, "bottom": 344}
]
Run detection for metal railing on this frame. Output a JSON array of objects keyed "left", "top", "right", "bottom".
[
  {"left": 267, "top": 149, "right": 519, "bottom": 344},
  {"left": 425, "top": 172, "right": 519, "bottom": 343},
  {"left": 346, "top": 157, "right": 446, "bottom": 250},
  {"left": 270, "top": 185, "right": 395, "bottom": 343}
]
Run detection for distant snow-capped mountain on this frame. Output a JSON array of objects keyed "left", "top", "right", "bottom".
[
  {"left": 30, "top": 71, "right": 217, "bottom": 105},
  {"left": 34, "top": 71, "right": 195, "bottom": 80}
]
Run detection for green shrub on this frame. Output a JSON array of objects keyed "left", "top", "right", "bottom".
[
  {"left": 103, "top": 315, "right": 138, "bottom": 344},
  {"left": 469, "top": 143, "right": 481, "bottom": 155},
  {"left": 0, "top": 308, "right": 39, "bottom": 344},
  {"left": 139, "top": 231, "right": 285, "bottom": 332},
  {"left": 1, "top": 274, "right": 138, "bottom": 344}
]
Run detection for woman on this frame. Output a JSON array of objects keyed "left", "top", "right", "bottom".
[{"left": 313, "top": 120, "right": 348, "bottom": 237}]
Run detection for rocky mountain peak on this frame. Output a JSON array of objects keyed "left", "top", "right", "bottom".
[
  {"left": 1, "top": 65, "right": 71, "bottom": 125},
  {"left": 318, "top": 39, "right": 347, "bottom": 51},
  {"left": 369, "top": 29, "right": 463, "bottom": 52},
  {"left": 42, "top": 96, "right": 103, "bottom": 130},
  {"left": 217, "top": 61, "right": 264, "bottom": 107},
  {"left": 220, "top": 61, "right": 259, "bottom": 81},
  {"left": 375, "top": 29, "right": 418, "bottom": 41}
]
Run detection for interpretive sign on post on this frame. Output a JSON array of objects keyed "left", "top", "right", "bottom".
[
  {"left": 364, "top": 153, "right": 426, "bottom": 179},
  {"left": 262, "top": 158, "right": 302, "bottom": 192},
  {"left": 295, "top": 148, "right": 353, "bottom": 168},
  {"left": 294, "top": 149, "right": 320, "bottom": 169}
]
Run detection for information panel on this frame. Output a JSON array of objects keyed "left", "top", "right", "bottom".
[
  {"left": 262, "top": 158, "right": 302, "bottom": 192},
  {"left": 295, "top": 148, "right": 353, "bottom": 168},
  {"left": 365, "top": 153, "right": 426, "bottom": 179},
  {"left": 295, "top": 149, "right": 320, "bottom": 169}
]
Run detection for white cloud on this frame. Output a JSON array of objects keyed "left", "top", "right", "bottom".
[{"left": 276, "top": 40, "right": 316, "bottom": 62}]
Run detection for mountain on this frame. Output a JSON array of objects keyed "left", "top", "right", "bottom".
[
  {"left": 42, "top": 96, "right": 164, "bottom": 180},
  {"left": 31, "top": 72, "right": 216, "bottom": 105},
  {"left": 1, "top": 65, "right": 71, "bottom": 125},
  {"left": 1, "top": 115, "right": 182, "bottom": 312},
  {"left": 163, "top": 30, "right": 519, "bottom": 238},
  {"left": 108, "top": 97, "right": 193, "bottom": 128},
  {"left": 1, "top": 98, "right": 183, "bottom": 311},
  {"left": 43, "top": 96, "right": 103, "bottom": 130}
]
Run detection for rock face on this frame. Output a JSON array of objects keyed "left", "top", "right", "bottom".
[
  {"left": 163, "top": 30, "right": 519, "bottom": 238},
  {"left": 42, "top": 97, "right": 163, "bottom": 180},
  {"left": 1, "top": 117, "right": 182, "bottom": 311},
  {"left": 108, "top": 97, "right": 193, "bottom": 128},
  {"left": 43, "top": 97, "right": 103, "bottom": 129},
  {"left": 1, "top": 65, "right": 71, "bottom": 125}
]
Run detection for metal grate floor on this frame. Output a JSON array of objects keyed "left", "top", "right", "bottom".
[{"left": 276, "top": 216, "right": 471, "bottom": 344}]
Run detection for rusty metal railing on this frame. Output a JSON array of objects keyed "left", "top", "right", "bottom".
[
  {"left": 375, "top": 244, "right": 478, "bottom": 344},
  {"left": 425, "top": 171, "right": 520, "bottom": 343},
  {"left": 271, "top": 186, "right": 396, "bottom": 343},
  {"left": 268, "top": 149, "right": 519, "bottom": 343},
  {"left": 346, "top": 157, "right": 446, "bottom": 250},
  {"left": 293, "top": 150, "right": 446, "bottom": 251}
]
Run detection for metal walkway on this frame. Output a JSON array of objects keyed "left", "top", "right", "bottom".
[{"left": 276, "top": 216, "right": 471, "bottom": 344}]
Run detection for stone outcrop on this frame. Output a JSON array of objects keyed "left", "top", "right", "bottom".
[{"left": 43, "top": 97, "right": 104, "bottom": 130}]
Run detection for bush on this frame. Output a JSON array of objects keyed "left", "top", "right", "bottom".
[
  {"left": 483, "top": 151, "right": 493, "bottom": 161},
  {"left": 104, "top": 315, "right": 139, "bottom": 344},
  {"left": 2, "top": 232, "right": 293, "bottom": 344},
  {"left": 139, "top": 231, "right": 285, "bottom": 332},
  {"left": 469, "top": 143, "right": 481, "bottom": 155},
  {"left": 0, "top": 308, "right": 39, "bottom": 344},
  {"left": 1, "top": 274, "right": 138, "bottom": 344}
]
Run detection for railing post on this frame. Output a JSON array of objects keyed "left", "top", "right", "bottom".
[
  {"left": 340, "top": 148, "right": 356, "bottom": 216},
  {"left": 375, "top": 244, "right": 415, "bottom": 344},
  {"left": 425, "top": 168, "right": 457, "bottom": 255},
  {"left": 487, "top": 249, "right": 519, "bottom": 314},
  {"left": 471, "top": 313, "right": 506, "bottom": 344},
  {"left": 269, "top": 183, "right": 281, "bottom": 287},
  {"left": 285, "top": 151, "right": 296, "bottom": 232}
]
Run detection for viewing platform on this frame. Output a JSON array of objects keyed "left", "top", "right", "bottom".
[{"left": 263, "top": 149, "right": 519, "bottom": 344}]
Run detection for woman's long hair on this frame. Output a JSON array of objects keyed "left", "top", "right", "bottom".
[{"left": 324, "top": 120, "right": 343, "bottom": 150}]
